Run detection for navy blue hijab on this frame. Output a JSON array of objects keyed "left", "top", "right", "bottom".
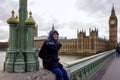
[{"left": 48, "top": 29, "right": 59, "bottom": 45}]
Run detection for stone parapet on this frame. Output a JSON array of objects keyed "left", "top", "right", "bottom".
[
  {"left": 0, "top": 68, "right": 70, "bottom": 80},
  {"left": 0, "top": 69, "right": 55, "bottom": 80}
]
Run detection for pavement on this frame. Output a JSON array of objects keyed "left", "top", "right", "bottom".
[
  {"left": 101, "top": 55, "right": 120, "bottom": 80},
  {"left": 91, "top": 53, "right": 120, "bottom": 80}
]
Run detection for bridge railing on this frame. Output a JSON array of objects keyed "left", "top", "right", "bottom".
[{"left": 66, "top": 50, "right": 115, "bottom": 80}]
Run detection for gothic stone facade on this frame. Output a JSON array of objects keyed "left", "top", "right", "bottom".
[
  {"left": 34, "top": 6, "right": 117, "bottom": 54},
  {"left": 34, "top": 29, "right": 109, "bottom": 54}
]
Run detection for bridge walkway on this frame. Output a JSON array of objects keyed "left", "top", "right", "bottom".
[{"left": 91, "top": 53, "right": 120, "bottom": 80}]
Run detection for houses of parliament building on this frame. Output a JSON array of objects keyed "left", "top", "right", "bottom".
[{"left": 34, "top": 6, "right": 118, "bottom": 54}]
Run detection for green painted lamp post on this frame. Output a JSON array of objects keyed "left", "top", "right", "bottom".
[{"left": 4, "top": 0, "right": 39, "bottom": 72}]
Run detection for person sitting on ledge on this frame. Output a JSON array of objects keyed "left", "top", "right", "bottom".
[{"left": 39, "top": 29, "right": 70, "bottom": 80}]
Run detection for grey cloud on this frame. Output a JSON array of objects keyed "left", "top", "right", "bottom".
[
  {"left": 33, "top": 14, "right": 54, "bottom": 31},
  {"left": 1, "top": 0, "right": 120, "bottom": 41},
  {"left": 0, "top": 1, "right": 18, "bottom": 41},
  {"left": 0, "top": 1, "right": 18, "bottom": 23},
  {"left": 28, "top": 0, "right": 36, "bottom": 6},
  {"left": 75, "top": 0, "right": 120, "bottom": 18},
  {"left": 64, "top": 21, "right": 109, "bottom": 39},
  {"left": 0, "top": 26, "right": 9, "bottom": 41},
  {"left": 33, "top": 13, "right": 64, "bottom": 32},
  {"left": 66, "top": 21, "right": 102, "bottom": 30},
  {"left": 0, "top": 33, "right": 8, "bottom": 41}
]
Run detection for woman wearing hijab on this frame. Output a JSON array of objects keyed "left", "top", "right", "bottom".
[{"left": 39, "top": 29, "right": 69, "bottom": 80}]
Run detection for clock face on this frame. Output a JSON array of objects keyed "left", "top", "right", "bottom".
[{"left": 110, "top": 20, "right": 115, "bottom": 24}]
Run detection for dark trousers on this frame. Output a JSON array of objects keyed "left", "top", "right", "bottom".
[
  {"left": 51, "top": 67, "right": 70, "bottom": 80},
  {"left": 116, "top": 51, "right": 120, "bottom": 57}
]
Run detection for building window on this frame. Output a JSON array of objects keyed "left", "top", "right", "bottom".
[{"left": 91, "top": 40, "right": 94, "bottom": 49}]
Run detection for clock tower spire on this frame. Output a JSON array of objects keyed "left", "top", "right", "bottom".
[{"left": 109, "top": 5, "right": 118, "bottom": 49}]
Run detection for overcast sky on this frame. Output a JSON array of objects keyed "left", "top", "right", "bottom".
[{"left": 0, "top": 0, "right": 120, "bottom": 42}]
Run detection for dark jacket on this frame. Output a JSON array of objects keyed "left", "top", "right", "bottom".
[
  {"left": 116, "top": 46, "right": 120, "bottom": 53},
  {"left": 39, "top": 30, "right": 63, "bottom": 70}
]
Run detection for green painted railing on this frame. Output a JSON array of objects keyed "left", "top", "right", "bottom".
[{"left": 66, "top": 50, "right": 115, "bottom": 80}]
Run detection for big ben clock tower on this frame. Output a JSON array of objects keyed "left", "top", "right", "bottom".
[{"left": 109, "top": 5, "right": 118, "bottom": 49}]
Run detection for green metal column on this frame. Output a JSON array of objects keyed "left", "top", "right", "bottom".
[
  {"left": 26, "top": 12, "right": 34, "bottom": 49},
  {"left": 4, "top": 10, "right": 18, "bottom": 72},
  {"left": 25, "top": 11, "right": 39, "bottom": 71},
  {"left": 7, "top": 10, "right": 18, "bottom": 50}
]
